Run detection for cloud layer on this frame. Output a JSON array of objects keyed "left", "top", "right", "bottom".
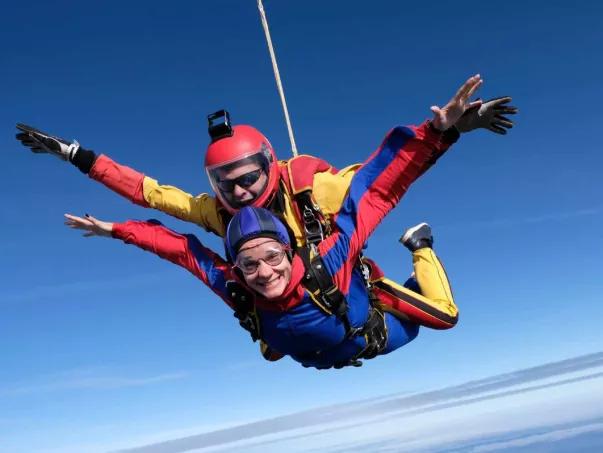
[{"left": 116, "top": 352, "right": 603, "bottom": 453}]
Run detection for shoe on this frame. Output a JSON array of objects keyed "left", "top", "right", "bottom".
[{"left": 400, "top": 222, "right": 433, "bottom": 252}]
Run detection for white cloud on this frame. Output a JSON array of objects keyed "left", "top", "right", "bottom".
[
  {"left": 113, "top": 352, "right": 603, "bottom": 453},
  {"left": 0, "top": 367, "right": 189, "bottom": 397},
  {"left": 473, "top": 422, "right": 603, "bottom": 452}
]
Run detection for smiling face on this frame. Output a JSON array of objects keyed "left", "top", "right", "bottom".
[{"left": 236, "top": 237, "right": 291, "bottom": 299}]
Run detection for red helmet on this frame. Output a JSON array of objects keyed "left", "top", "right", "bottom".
[{"left": 205, "top": 124, "right": 280, "bottom": 214}]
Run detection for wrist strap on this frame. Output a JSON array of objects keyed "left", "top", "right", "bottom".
[{"left": 71, "top": 147, "right": 97, "bottom": 174}]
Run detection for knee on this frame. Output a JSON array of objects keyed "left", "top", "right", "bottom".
[{"left": 435, "top": 310, "right": 459, "bottom": 330}]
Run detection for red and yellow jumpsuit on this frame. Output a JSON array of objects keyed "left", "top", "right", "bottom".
[
  {"left": 110, "top": 122, "right": 457, "bottom": 369},
  {"left": 80, "top": 124, "right": 459, "bottom": 330}
]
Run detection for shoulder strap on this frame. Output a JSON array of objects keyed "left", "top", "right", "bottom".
[
  {"left": 280, "top": 155, "right": 336, "bottom": 195},
  {"left": 298, "top": 246, "right": 360, "bottom": 337},
  {"left": 280, "top": 156, "right": 335, "bottom": 246},
  {"left": 296, "top": 190, "right": 327, "bottom": 245}
]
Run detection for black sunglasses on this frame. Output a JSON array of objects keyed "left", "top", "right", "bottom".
[{"left": 217, "top": 169, "right": 263, "bottom": 193}]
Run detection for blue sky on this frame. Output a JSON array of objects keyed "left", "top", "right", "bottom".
[{"left": 1, "top": 0, "right": 602, "bottom": 451}]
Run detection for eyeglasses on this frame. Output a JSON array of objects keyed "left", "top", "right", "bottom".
[
  {"left": 235, "top": 245, "right": 289, "bottom": 274},
  {"left": 217, "top": 169, "right": 263, "bottom": 193}
]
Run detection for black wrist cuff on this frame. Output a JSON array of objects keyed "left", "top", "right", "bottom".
[
  {"left": 71, "top": 148, "right": 97, "bottom": 174},
  {"left": 442, "top": 126, "right": 460, "bottom": 144},
  {"left": 427, "top": 121, "right": 460, "bottom": 144}
]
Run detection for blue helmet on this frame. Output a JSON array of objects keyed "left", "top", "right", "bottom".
[{"left": 225, "top": 207, "right": 290, "bottom": 259}]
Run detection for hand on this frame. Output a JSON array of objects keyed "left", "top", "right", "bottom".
[
  {"left": 431, "top": 74, "right": 483, "bottom": 131},
  {"left": 64, "top": 213, "right": 114, "bottom": 238},
  {"left": 455, "top": 96, "right": 518, "bottom": 134},
  {"left": 16, "top": 123, "right": 80, "bottom": 162}
]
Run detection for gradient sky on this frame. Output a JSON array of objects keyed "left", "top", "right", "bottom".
[{"left": 1, "top": 1, "right": 602, "bottom": 452}]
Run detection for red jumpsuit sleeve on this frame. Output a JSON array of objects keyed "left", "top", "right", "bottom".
[
  {"left": 89, "top": 155, "right": 149, "bottom": 207},
  {"left": 318, "top": 121, "right": 458, "bottom": 293},
  {"left": 111, "top": 220, "right": 235, "bottom": 308}
]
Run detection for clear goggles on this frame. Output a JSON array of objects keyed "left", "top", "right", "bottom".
[{"left": 235, "top": 243, "right": 290, "bottom": 275}]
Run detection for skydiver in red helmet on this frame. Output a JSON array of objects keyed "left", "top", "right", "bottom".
[{"left": 15, "top": 75, "right": 517, "bottom": 360}]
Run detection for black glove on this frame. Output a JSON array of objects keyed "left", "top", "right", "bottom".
[
  {"left": 455, "top": 97, "right": 518, "bottom": 135},
  {"left": 16, "top": 123, "right": 80, "bottom": 162}
]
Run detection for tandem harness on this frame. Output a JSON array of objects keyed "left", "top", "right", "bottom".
[
  {"left": 298, "top": 245, "right": 388, "bottom": 368},
  {"left": 226, "top": 155, "right": 387, "bottom": 367},
  {"left": 225, "top": 248, "right": 387, "bottom": 369},
  {"left": 292, "top": 180, "right": 387, "bottom": 367}
]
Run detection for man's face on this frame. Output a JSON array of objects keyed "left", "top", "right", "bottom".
[{"left": 215, "top": 162, "right": 268, "bottom": 208}]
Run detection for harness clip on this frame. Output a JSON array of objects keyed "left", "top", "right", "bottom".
[{"left": 302, "top": 205, "right": 324, "bottom": 244}]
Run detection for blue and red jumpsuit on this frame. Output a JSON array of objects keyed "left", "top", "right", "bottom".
[{"left": 111, "top": 122, "right": 455, "bottom": 369}]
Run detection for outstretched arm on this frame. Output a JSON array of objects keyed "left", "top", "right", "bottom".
[
  {"left": 311, "top": 79, "right": 518, "bottom": 218},
  {"left": 16, "top": 124, "right": 226, "bottom": 236},
  {"left": 318, "top": 75, "right": 488, "bottom": 291},
  {"left": 64, "top": 213, "right": 234, "bottom": 304},
  {"left": 65, "top": 213, "right": 284, "bottom": 360}
]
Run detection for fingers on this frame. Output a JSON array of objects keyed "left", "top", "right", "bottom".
[
  {"left": 487, "top": 124, "right": 507, "bottom": 135},
  {"left": 85, "top": 213, "right": 102, "bottom": 226},
  {"left": 495, "top": 105, "right": 518, "bottom": 114},
  {"left": 15, "top": 123, "right": 48, "bottom": 137},
  {"left": 16, "top": 123, "right": 34, "bottom": 133},
  {"left": 466, "top": 99, "right": 483, "bottom": 110},
  {"left": 454, "top": 75, "right": 477, "bottom": 99},
  {"left": 455, "top": 74, "right": 482, "bottom": 102},
  {"left": 16, "top": 133, "right": 41, "bottom": 147},
  {"left": 486, "top": 96, "right": 512, "bottom": 105},
  {"left": 494, "top": 115, "right": 514, "bottom": 128},
  {"left": 64, "top": 213, "right": 92, "bottom": 230},
  {"left": 64, "top": 213, "right": 109, "bottom": 238},
  {"left": 483, "top": 97, "right": 518, "bottom": 115},
  {"left": 64, "top": 213, "right": 84, "bottom": 222},
  {"left": 16, "top": 131, "right": 50, "bottom": 155},
  {"left": 464, "top": 77, "right": 483, "bottom": 101}
]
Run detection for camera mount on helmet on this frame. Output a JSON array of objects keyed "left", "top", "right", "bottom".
[{"left": 208, "top": 110, "right": 234, "bottom": 142}]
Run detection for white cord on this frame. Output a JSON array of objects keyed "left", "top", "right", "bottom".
[{"left": 257, "top": 0, "right": 298, "bottom": 157}]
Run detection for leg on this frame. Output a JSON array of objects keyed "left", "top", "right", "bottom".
[
  {"left": 380, "top": 312, "right": 420, "bottom": 355},
  {"left": 365, "top": 223, "right": 459, "bottom": 329}
]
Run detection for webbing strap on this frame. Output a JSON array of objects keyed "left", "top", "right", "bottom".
[
  {"left": 295, "top": 191, "right": 325, "bottom": 247},
  {"left": 299, "top": 246, "right": 361, "bottom": 337},
  {"left": 226, "top": 280, "right": 261, "bottom": 342}
]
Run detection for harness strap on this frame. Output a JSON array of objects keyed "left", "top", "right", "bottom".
[
  {"left": 225, "top": 280, "right": 261, "bottom": 342},
  {"left": 357, "top": 308, "right": 387, "bottom": 360},
  {"left": 333, "top": 308, "right": 388, "bottom": 369},
  {"left": 298, "top": 246, "right": 361, "bottom": 337},
  {"left": 294, "top": 190, "right": 329, "bottom": 247}
]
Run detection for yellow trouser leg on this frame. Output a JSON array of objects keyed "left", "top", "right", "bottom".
[{"left": 412, "top": 248, "right": 458, "bottom": 318}]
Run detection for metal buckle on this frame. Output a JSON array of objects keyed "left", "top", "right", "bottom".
[
  {"left": 359, "top": 259, "right": 372, "bottom": 289},
  {"left": 235, "top": 313, "right": 259, "bottom": 342},
  {"left": 303, "top": 205, "right": 324, "bottom": 244}
]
